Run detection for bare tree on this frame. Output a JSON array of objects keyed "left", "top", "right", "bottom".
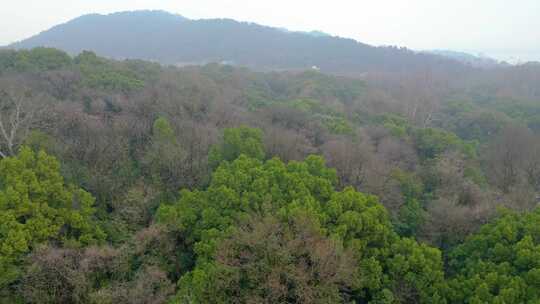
[
  {"left": 321, "top": 136, "right": 373, "bottom": 189},
  {"left": 264, "top": 126, "right": 313, "bottom": 162},
  {"left": 485, "top": 125, "right": 533, "bottom": 193},
  {"left": 0, "top": 85, "right": 40, "bottom": 158}
]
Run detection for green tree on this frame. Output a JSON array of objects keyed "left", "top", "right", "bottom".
[
  {"left": 142, "top": 117, "right": 185, "bottom": 191},
  {"left": 75, "top": 50, "right": 144, "bottom": 92},
  {"left": 208, "top": 126, "right": 265, "bottom": 168},
  {"left": 158, "top": 154, "right": 446, "bottom": 303},
  {"left": 0, "top": 147, "right": 104, "bottom": 288},
  {"left": 446, "top": 208, "right": 540, "bottom": 303},
  {"left": 0, "top": 50, "right": 18, "bottom": 73},
  {"left": 391, "top": 169, "right": 426, "bottom": 237},
  {"left": 414, "top": 128, "right": 476, "bottom": 159},
  {"left": 6, "top": 48, "right": 72, "bottom": 72}
]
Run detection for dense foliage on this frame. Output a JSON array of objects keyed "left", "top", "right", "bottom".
[
  {"left": 446, "top": 209, "right": 540, "bottom": 303},
  {"left": 0, "top": 147, "right": 104, "bottom": 290},
  {"left": 0, "top": 48, "right": 539, "bottom": 303},
  {"left": 158, "top": 154, "right": 446, "bottom": 303}
]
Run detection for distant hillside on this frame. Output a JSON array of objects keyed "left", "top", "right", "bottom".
[
  {"left": 425, "top": 50, "right": 503, "bottom": 68},
  {"left": 9, "top": 10, "right": 468, "bottom": 75}
]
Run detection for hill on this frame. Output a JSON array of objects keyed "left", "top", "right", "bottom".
[
  {"left": 425, "top": 49, "right": 503, "bottom": 68},
  {"left": 8, "top": 10, "right": 468, "bottom": 75}
]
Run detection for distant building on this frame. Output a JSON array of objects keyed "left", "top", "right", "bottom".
[{"left": 220, "top": 60, "right": 236, "bottom": 66}]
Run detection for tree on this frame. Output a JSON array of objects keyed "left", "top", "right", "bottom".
[
  {"left": 0, "top": 50, "right": 18, "bottom": 73},
  {"left": 321, "top": 137, "right": 373, "bottom": 189},
  {"left": 446, "top": 208, "right": 540, "bottom": 303},
  {"left": 175, "top": 120, "right": 217, "bottom": 188},
  {"left": 264, "top": 126, "right": 312, "bottom": 162},
  {"left": 14, "top": 48, "right": 72, "bottom": 72},
  {"left": 208, "top": 126, "right": 265, "bottom": 168},
  {"left": 75, "top": 52, "right": 144, "bottom": 92},
  {"left": 413, "top": 127, "right": 475, "bottom": 160},
  {"left": 0, "top": 83, "right": 41, "bottom": 158},
  {"left": 142, "top": 117, "right": 185, "bottom": 191},
  {"left": 43, "top": 70, "right": 81, "bottom": 100},
  {"left": 20, "top": 246, "right": 98, "bottom": 304},
  {"left": 485, "top": 125, "right": 537, "bottom": 195},
  {"left": 0, "top": 147, "right": 104, "bottom": 289},
  {"left": 182, "top": 215, "right": 358, "bottom": 303},
  {"left": 158, "top": 154, "right": 446, "bottom": 303},
  {"left": 19, "top": 225, "right": 177, "bottom": 304},
  {"left": 421, "top": 152, "right": 495, "bottom": 247},
  {"left": 386, "top": 238, "right": 446, "bottom": 303}
]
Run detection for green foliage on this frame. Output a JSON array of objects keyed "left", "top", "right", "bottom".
[
  {"left": 75, "top": 51, "right": 145, "bottom": 92},
  {"left": 464, "top": 167, "right": 488, "bottom": 187},
  {"left": 246, "top": 95, "right": 355, "bottom": 134},
  {"left": 158, "top": 154, "right": 446, "bottom": 303},
  {"left": 0, "top": 49, "right": 148, "bottom": 92},
  {"left": 0, "top": 147, "right": 104, "bottom": 287},
  {"left": 414, "top": 128, "right": 460, "bottom": 159},
  {"left": 208, "top": 126, "right": 265, "bottom": 168},
  {"left": 389, "top": 170, "right": 426, "bottom": 237},
  {"left": 446, "top": 208, "right": 540, "bottom": 303},
  {"left": 22, "top": 130, "right": 59, "bottom": 155},
  {"left": 286, "top": 98, "right": 337, "bottom": 116},
  {"left": 488, "top": 99, "right": 540, "bottom": 133},
  {"left": 414, "top": 127, "right": 477, "bottom": 159},
  {"left": 386, "top": 238, "right": 447, "bottom": 303},
  {"left": 123, "top": 59, "right": 162, "bottom": 81},
  {"left": 158, "top": 154, "right": 337, "bottom": 255},
  {"left": 80, "top": 65, "right": 144, "bottom": 92},
  {"left": 73, "top": 50, "right": 103, "bottom": 65},
  {"left": 444, "top": 100, "right": 476, "bottom": 116},
  {"left": 384, "top": 123, "right": 408, "bottom": 138},
  {"left": 0, "top": 48, "right": 72, "bottom": 73},
  {"left": 2, "top": 46, "right": 540, "bottom": 303},
  {"left": 395, "top": 198, "right": 426, "bottom": 237},
  {"left": 23, "top": 48, "right": 71, "bottom": 72},
  {"left": 143, "top": 117, "right": 184, "bottom": 191},
  {"left": 290, "top": 70, "right": 365, "bottom": 104},
  {"left": 441, "top": 101, "right": 510, "bottom": 142},
  {"left": 244, "top": 87, "right": 275, "bottom": 110},
  {"left": 153, "top": 117, "right": 176, "bottom": 142},
  {"left": 322, "top": 115, "right": 354, "bottom": 135},
  {"left": 392, "top": 169, "right": 424, "bottom": 200},
  {"left": 378, "top": 114, "right": 410, "bottom": 137},
  {"left": 0, "top": 50, "right": 18, "bottom": 73}
]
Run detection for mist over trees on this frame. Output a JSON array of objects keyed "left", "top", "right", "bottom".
[{"left": 0, "top": 46, "right": 539, "bottom": 303}]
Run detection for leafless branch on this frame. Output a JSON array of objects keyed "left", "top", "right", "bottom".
[{"left": 0, "top": 85, "right": 41, "bottom": 157}]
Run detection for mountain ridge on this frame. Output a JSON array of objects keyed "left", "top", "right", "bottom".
[
  {"left": 9, "top": 10, "right": 470, "bottom": 75},
  {"left": 424, "top": 49, "right": 504, "bottom": 68}
]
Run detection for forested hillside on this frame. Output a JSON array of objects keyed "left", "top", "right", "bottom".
[
  {"left": 0, "top": 47, "right": 540, "bottom": 303},
  {"left": 9, "top": 10, "right": 472, "bottom": 75}
]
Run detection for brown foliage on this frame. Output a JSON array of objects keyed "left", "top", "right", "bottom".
[
  {"left": 20, "top": 225, "right": 178, "bottom": 304},
  {"left": 214, "top": 215, "right": 359, "bottom": 304}
]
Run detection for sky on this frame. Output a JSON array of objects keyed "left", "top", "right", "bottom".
[{"left": 1, "top": 0, "right": 539, "bottom": 62}]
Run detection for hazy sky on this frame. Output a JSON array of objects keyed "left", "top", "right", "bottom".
[{"left": 2, "top": 0, "right": 540, "bottom": 61}]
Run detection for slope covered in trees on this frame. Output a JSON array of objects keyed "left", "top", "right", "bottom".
[
  {"left": 0, "top": 48, "right": 539, "bottom": 303},
  {"left": 8, "top": 10, "right": 472, "bottom": 75}
]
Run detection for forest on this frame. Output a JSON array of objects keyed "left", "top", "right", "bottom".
[{"left": 0, "top": 47, "right": 539, "bottom": 303}]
